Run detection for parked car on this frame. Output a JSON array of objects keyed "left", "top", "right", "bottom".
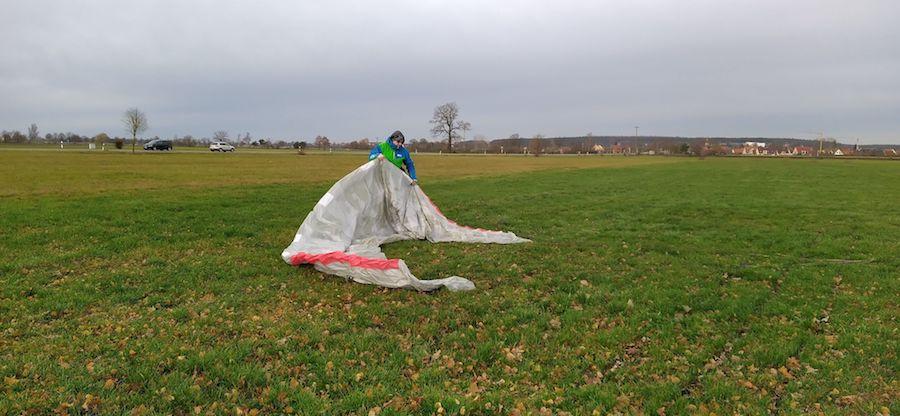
[
  {"left": 143, "top": 139, "right": 173, "bottom": 151},
  {"left": 209, "top": 142, "right": 235, "bottom": 152}
]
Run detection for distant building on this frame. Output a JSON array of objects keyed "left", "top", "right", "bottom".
[
  {"left": 739, "top": 144, "right": 761, "bottom": 155},
  {"left": 592, "top": 144, "right": 605, "bottom": 153},
  {"left": 736, "top": 141, "right": 773, "bottom": 155},
  {"left": 744, "top": 141, "right": 767, "bottom": 148},
  {"left": 794, "top": 146, "right": 813, "bottom": 156},
  {"left": 884, "top": 149, "right": 897, "bottom": 157}
]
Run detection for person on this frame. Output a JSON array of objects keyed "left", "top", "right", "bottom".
[{"left": 369, "top": 130, "right": 417, "bottom": 185}]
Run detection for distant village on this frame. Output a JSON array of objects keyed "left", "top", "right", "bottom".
[
  {"left": 448, "top": 136, "right": 898, "bottom": 158},
  {"left": 583, "top": 140, "right": 898, "bottom": 158}
]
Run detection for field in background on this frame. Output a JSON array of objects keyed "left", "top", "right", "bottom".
[
  {"left": 0, "top": 149, "right": 673, "bottom": 197},
  {"left": 1, "top": 150, "right": 897, "bottom": 414}
]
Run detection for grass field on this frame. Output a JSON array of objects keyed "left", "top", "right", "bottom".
[{"left": 1, "top": 149, "right": 897, "bottom": 415}]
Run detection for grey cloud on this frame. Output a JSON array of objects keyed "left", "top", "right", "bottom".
[{"left": 1, "top": 0, "right": 898, "bottom": 143}]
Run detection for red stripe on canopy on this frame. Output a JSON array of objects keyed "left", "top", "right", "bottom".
[{"left": 290, "top": 251, "right": 400, "bottom": 270}]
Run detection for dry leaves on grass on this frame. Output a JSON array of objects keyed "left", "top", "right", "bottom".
[
  {"left": 549, "top": 317, "right": 561, "bottom": 329},
  {"left": 503, "top": 345, "right": 525, "bottom": 362}
]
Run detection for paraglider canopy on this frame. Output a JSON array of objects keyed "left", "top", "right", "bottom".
[{"left": 282, "top": 158, "right": 530, "bottom": 291}]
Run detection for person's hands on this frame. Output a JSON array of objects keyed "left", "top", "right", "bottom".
[
  {"left": 377, "top": 154, "right": 385, "bottom": 161},
  {"left": 410, "top": 179, "right": 418, "bottom": 186}
]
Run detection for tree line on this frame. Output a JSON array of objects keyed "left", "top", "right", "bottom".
[
  {"left": 5, "top": 103, "right": 885, "bottom": 155},
  {"left": 1, "top": 102, "right": 476, "bottom": 152}
]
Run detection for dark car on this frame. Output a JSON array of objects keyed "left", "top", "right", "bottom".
[{"left": 143, "top": 139, "right": 173, "bottom": 151}]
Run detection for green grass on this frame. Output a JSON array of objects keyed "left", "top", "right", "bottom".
[{"left": 0, "top": 150, "right": 897, "bottom": 415}]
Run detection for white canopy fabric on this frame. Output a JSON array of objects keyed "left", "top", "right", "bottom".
[{"left": 281, "top": 159, "right": 530, "bottom": 291}]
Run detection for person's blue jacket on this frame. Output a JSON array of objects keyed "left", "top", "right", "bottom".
[{"left": 369, "top": 139, "right": 417, "bottom": 180}]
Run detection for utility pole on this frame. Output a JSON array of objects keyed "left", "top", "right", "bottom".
[
  {"left": 817, "top": 132, "right": 824, "bottom": 157},
  {"left": 634, "top": 126, "right": 639, "bottom": 155}
]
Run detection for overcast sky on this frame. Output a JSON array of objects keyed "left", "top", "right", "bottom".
[{"left": 2, "top": 0, "right": 898, "bottom": 144}]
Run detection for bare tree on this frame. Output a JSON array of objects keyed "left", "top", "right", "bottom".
[
  {"left": 529, "top": 134, "right": 545, "bottom": 156},
  {"left": 1, "top": 130, "right": 24, "bottom": 143},
  {"left": 429, "top": 102, "right": 470, "bottom": 153},
  {"left": 179, "top": 135, "right": 196, "bottom": 147},
  {"left": 122, "top": 108, "right": 148, "bottom": 153},
  {"left": 27, "top": 123, "right": 39, "bottom": 143},
  {"left": 213, "top": 131, "right": 229, "bottom": 142},
  {"left": 94, "top": 133, "right": 110, "bottom": 146},
  {"left": 314, "top": 135, "right": 330, "bottom": 150}
]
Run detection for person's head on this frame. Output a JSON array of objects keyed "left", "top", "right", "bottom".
[{"left": 389, "top": 130, "right": 405, "bottom": 147}]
